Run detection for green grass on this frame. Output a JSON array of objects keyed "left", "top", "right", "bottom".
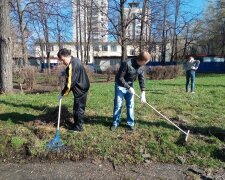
[{"left": 0, "top": 74, "right": 225, "bottom": 168}]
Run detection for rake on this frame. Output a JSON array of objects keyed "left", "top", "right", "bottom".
[
  {"left": 135, "top": 94, "right": 190, "bottom": 141},
  {"left": 46, "top": 98, "right": 64, "bottom": 150}
]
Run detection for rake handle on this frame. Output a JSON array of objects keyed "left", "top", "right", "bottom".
[
  {"left": 57, "top": 98, "right": 62, "bottom": 130},
  {"left": 134, "top": 94, "right": 188, "bottom": 135}
]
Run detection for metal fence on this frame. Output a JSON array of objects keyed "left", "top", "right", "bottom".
[{"left": 146, "top": 62, "right": 225, "bottom": 73}]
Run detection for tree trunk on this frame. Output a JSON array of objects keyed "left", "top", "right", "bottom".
[
  {"left": 120, "top": 0, "right": 127, "bottom": 62},
  {"left": 44, "top": 19, "right": 51, "bottom": 74},
  {"left": 76, "top": 0, "right": 79, "bottom": 58},
  {"left": 40, "top": 0, "right": 50, "bottom": 74},
  {"left": 84, "top": 0, "right": 87, "bottom": 64},
  {"left": 17, "top": 0, "right": 28, "bottom": 67},
  {"left": 183, "top": 25, "right": 189, "bottom": 58},
  {"left": 139, "top": 0, "right": 148, "bottom": 52},
  {"left": 0, "top": 0, "right": 13, "bottom": 93},
  {"left": 161, "top": 0, "right": 167, "bottom": 64},
  {"left": 78, "top": 0, "right": 83, "bottom": 62},
  {"left": 56, "top": 16, "right": 62, "bottom": 49},
  {"left": 87, "top": 0, "right": 94, "bottom": 64},
  {"left": 170, "top": 0, "right": 180, "bottom": 62}
]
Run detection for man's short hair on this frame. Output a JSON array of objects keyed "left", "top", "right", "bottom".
[
  {"left": 137, "top": 51, "right": 151, "bottom": 62},
  {"left": 57, "top": 48, "right": 71, "bottom": 58}
]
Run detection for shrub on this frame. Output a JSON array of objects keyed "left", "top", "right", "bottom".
[
  {"left": 148, "top": 65, "right": 183, "bottom": 80},
  {"left": 84, "top": 65, "right": 95, "bottom": 83},
  {"left": 106, "top": 66, "right": 114, "bottom": 82},
  {"left": 13, "top": 66, "right": 36, "bottom": 92},
  {"left": 52, "top": 64, "right": 66, "bottom": 90},
  {"left": 23, "top": 67, "right": 36, "bottom": 90}
]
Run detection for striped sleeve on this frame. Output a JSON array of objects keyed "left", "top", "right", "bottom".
[{"left": 61, "top": 64, "right": 72, "bottom": 96}]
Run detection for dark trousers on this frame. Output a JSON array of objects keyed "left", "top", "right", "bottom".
[
  {"left": 186, "top": 70, "right": 196, "bottom": 92},
  {"left": 72, "top": 92, "right": 88, "bottom": 130}
]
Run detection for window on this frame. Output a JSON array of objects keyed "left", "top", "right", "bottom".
[
  {"left": 50, "top": 45, "right": 54, "bottom": 51},
  {"left": 94, "top": 45, "right": 100, "bottom": 51},
  {"left": 75, "top": 45, "right": 79, "bottom": 51},
  {"left": 132, "top": 13, "right": 137, "bottom": 18},
  {"left": 102, "top": 45, "right": 108, "bottom": 51},
  {"left": 130, "top": 49, "right": 135, "bottom": 55},
  {"left": 40, "top": 44, "right": 46, "bottom": 51},
  {"left": 111, "top": 45, "right": 117, "bottom": 52}
]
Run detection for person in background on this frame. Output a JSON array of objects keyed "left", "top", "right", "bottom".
[
  {"left": 183, "top": 56, "right": 200, "bottom": 93},
  {"left": 111, "top": 52, "right": 151, "bottom": 131},
  {"left": 57, "top": 48, "right": 90, "bottom": 132}
]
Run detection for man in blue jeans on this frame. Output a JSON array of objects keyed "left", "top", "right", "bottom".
[
  {"left": 183, "top": 56, "right": 200, "bottom": 93},
  {"left": 111, "top": 52, "right": 151, "bottom": 131}
]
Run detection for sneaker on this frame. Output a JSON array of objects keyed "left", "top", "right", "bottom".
[
  {"left": 110, "top": 125, "right": 117, "bottom": 131},
  {"left": 191, "top": 91, "right": 195, "bottom": 94},
  {"left": 69, "top": 127, "right": 83, "bottom": 133}
]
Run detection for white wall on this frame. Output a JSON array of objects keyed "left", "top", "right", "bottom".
[{"left": 34, "top": 43, "right": 94, "bottom": 63}]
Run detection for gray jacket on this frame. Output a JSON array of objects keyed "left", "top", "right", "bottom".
[{"left": 183, "top": 59, "right": 200, "bottom": 71}]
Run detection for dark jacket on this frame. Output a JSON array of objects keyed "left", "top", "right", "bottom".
[
  {"left": 61, "top": 57, "right": 90, "bottom": 97},
  {"left": 115, "top": 58, "right": 145, "bottom": 91}
]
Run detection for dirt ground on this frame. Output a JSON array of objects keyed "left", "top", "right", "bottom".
[{"left": 0, "top": 160, "right": 225, "bottom": 180}]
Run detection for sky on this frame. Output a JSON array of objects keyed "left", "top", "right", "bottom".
[{"left": 184, "top": 0, "right": 208, "bottom": 15}]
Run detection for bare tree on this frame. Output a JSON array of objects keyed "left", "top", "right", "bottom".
[
  {"left": 12, "top": 0, "right": 28, "bottom": 67},
  {"left": 78, "top": 0, "right": 84, "bottom": 62},
  {"left": 186, "top": 0, "right": 225, "bottom": 57},
  {"left": 39, "top": 0, "right": 51, "bottom": 73},
  {"left": 170, "top": 0, "right": 180, "bottom": 62},
  {"left": 120, "top": 0, "right": 127, "bottom": 62},
  {"left": 86, "top": 0, "right": 94, "bottom": 64},
  {"left": 139, "top": 0, "right": 148, "bottom": 52},
  {"left": 0, "top": 0, "right": 13, "bottom": 93}
]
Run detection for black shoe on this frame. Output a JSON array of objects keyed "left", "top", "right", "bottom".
[
  {"left": 127, "top": 126, "right": 135, "bottom": 131},
  {"left": 110, "top": 125, "right": 117, "bottom": 131}
]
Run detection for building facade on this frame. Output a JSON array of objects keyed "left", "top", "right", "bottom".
[
  {"left": 34, "top": 41, "right": 158, "bottom": 71},
  {"left": 124, "top": 2, "right": 150, "bottom": 41},
  {"left": 72, "top": 0, "right": 108, "bottom": 43}
]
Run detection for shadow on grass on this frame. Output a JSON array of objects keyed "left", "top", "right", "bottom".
[
  {"left": 212, "top": 148, "right": 225, "bottom": 162},
  {"left": 0, "top": 112, "right": 36, "bottom": 124},
  {"left": 1, "top": 99, "right": 224, "bottom": 142},
  {"left": 84, "top": 115, "right": 225, "bottom": 141},
  {"left": 0, "top": 99, "right": 48, "bottom": 111},
  {"left": 25, "top": 90, "right": 53, "bottom": 94},
  {"left": 84, "top": 115, "right": 187, "bottom": 132},
  {"left": 187, "top": 125, "right": 225, "bottom": 142},
  {"left": 1, "top": 99, "right": 224, "bottom": 141},
  {"left": 0, "top": 99, "right": 73, "bottom": 128}
]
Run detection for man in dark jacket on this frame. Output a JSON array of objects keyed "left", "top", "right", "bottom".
[
  {"left": 57, "top": 48, "right": 90, "bottom": 132},
  {"left": 111, "top": 52, "right": 151, "bottom": 131}
]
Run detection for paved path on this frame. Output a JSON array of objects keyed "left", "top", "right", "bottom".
[{"left": 0, "top": 161, "right": 187, "bottom": 180}]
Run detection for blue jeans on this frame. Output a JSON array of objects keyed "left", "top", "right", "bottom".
[
  {"left": 186, "top": 70, "right": 195, "bottom": 92},
  {"left": 113, "top": 84, "right": 134, "bottom": 127}
]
